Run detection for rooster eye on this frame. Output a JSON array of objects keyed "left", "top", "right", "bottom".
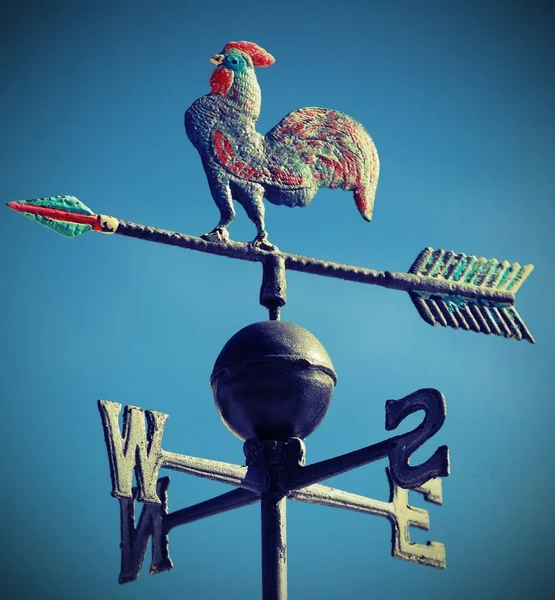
[{"left": 224, "top": 54, "right": 245, "bottom": 71}]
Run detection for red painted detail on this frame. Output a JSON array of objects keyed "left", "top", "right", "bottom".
[
  {"left": 229, "top": 161, "right": 246, "bottom": 178},
  {"left": 338, "top": 119, "right": 356, "bottom": 136},
  {"left": 213, "top": 134, "right": 270, "bottom": 180},
  {"left": 354, "top": 187, "right": 371, "bottom": 219},
  {"left": 214, "top": 130, "right": 232, "bottom": 166},
  {"left": 7, "top": 201, "right": 99, "bottom": 227},
  {"left": 254, "top": 166, "right": 272, "bottom": 179},
  {"left": 269, "top": 168, "right": 304, "bottom": 186},
  {"left": 210, "top": 67, "right": 233, "bottom": 94},
  {"left": 319, "top": 155, "right": 344, "bottom": 189},
  {"left": 241, "top": 165, "right": 256, "bottom": 178},
  {"left": 223, "top": 136, "right": 234, "bottom": 156},
  {"left": 319, "top": 155, "right": 343, "bottom": 172},
  {"left": 223, "top": 41, "right": 275, "bottom": 67},
  {"left": 230, "top": 160, "right": 270, "bottom": 181},
  {"left": 231, "top": 162, "right": 255, "bottom": 179}
]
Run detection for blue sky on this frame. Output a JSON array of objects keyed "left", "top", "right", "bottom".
[{"left": 1, "top": 1, "right": 554, "bottom": 598}]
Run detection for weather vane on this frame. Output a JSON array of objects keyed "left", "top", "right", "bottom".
[{"left": 7, "top": 40, "right": 534, "bottom": 600}]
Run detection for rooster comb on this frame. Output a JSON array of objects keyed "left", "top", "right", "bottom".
[{"left": 223, "top": 41, "right": 275, "bottom": 67}]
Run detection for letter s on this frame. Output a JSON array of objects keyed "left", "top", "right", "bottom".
[{"left": 385, "top": 388, "right": 450, "bottom": 489}]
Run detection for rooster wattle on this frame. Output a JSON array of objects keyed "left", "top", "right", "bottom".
[{"left": 185, "top": 41, "right": 379, "bottom": 250}]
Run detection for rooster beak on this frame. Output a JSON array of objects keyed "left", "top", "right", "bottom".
[{"left": 210, "top": 54, "right": 224, "bottom": 66}]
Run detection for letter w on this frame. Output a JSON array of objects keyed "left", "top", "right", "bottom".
[{"left": 98, "top": 400, "right": 168, "bottom": 504}]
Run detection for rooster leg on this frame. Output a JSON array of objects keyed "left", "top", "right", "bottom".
[
  {"left": 202, "top": 177, "right": 236, "bottom": 242},
  {"left": 235, "top": 184, "right": 277, "bottom": 251},
  {"left": 251, "top": 231, "right": 277, "bottom": 251}
]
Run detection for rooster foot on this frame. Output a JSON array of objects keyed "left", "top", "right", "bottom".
[
  {"left": 201, "top": 227, "right": 230, "bottom": 243},
  {"left": 249, "top": 233, "right": 278, "bottom": 252}
]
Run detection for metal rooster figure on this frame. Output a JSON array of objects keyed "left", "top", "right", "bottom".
[{"left": 185, "top": 41, "right": 379, "bottom": 250}]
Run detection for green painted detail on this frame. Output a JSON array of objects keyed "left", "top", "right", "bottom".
[
  {"left": 413, "top": 290, "right": 511, "bottom": 312},
  {"left": 497, "top": 266, "right": 512, "bottom": 289},
  {"left": 412, "top": 250, "right": 530, "bottom": 303},
  {"left": 414, "top": 290, "right": 471, "bottom": 311},
  {"left": 452, "top": 257, "right": 467, "bottom": 281},
  {"left": 429, "top": 256, "right": 445, "bottom": 277},
  {"left": 507, "top": 266, "right": 524, "bottom": 291},
  {"left": 22, "top": 212, "right": 92, "bottom": 238},
  {"left": 488, "top": 263, "right": 502, "bottom": 286},
  {"left": 470, "top": 259, "right": 489, "bottom": 286},
  {"left": 425, "top": 254, "right": 437, "bottom": 276},
  {"left": 462, "top": 260, "right": 480, "bottom": 284},
  {"left": 26, "top": 195, "right": 94, "bottom": 215}
]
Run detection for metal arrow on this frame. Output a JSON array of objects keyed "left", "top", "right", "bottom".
[{"left": 7, "top": 195, "right": 534, "bottom": 342}]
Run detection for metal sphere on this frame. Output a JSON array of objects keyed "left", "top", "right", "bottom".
[{"left": 210, "top": 321, "right": 337, "bottom": 441}]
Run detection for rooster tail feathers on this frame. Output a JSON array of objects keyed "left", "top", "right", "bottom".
[
  {"left": 267, "top": 107, "right": 379, "bottom": 219},
  {"left": 354, "top": 187, "right": 374, "bottom": 222},
  {"left": 354, "top": 139, "right": 380, "bottom": 221}
]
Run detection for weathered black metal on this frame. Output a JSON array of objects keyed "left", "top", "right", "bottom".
[
  {"left": 163, "top": 487, "right": 259, "bottom": 532},
  {"left": 210, "top": 321, "right": 337, "bottom": 441},
  {"left": 261, "top": 492, "right": 287, "bottom": 600},
  {"left": 260, "top": 254, "right": 287, "bottom": 320},
  {"left": 114, "top": 220, "right": 517, "bottom": 303},
  {"left": 5, "top": 40, "right": 535, "bottom": 598},
  {"left": 385, "top": 388, "right": 449, "bottom": 488},
  {"left": 98, "top": 322, "right": 450, "bottom": 596},
  {"left": 245, "top": 440, "right": 302, "bottom": 600},
  {"left": 97, "top": 321, "right": 451, "bottom": 598},
  {"left": 7, "top": 197, "right": 534, "bottom": 341},
  {"left": 118, "top": 477, "right": 173, "bottom": 583},
  {"left": 113, "top": 219, "right": 534, "bottom": 342},
  {"left": 99, "top": 395, "right": 449, "bottom": 590}
]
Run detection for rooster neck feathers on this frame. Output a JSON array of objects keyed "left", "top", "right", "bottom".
[{"left": 214, "top": 67, "right": 262, "bottom": 122}]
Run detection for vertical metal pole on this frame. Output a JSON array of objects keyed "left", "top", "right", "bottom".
[
  {"left": 260, "top": 255, "right": 287, "bottom": 321},
  {"left": 261, "top": 491, "right": 287, "bottom": 600}
]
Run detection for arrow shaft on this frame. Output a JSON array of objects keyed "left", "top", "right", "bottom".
[{"left": 115, "top": 220, "right": 515, "bottom": 305}]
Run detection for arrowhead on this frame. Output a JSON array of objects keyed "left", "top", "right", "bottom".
[
  {"left": 6, "top": 195, "right": 97, "bottom": 238},
  {"left": 7, "top": 201, "right": 24, "bottom": 212}
]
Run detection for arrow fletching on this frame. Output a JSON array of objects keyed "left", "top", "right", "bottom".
[{"left": 408, "top": 247, "right": 534, "bottom": 343}]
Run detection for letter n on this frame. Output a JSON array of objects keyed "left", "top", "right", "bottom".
[
  {"left": 98, "top": 400, "right": 168, "bottom": 503},
  {"left": 118, "top": 477, "right": 174, "bottom": 583}
]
